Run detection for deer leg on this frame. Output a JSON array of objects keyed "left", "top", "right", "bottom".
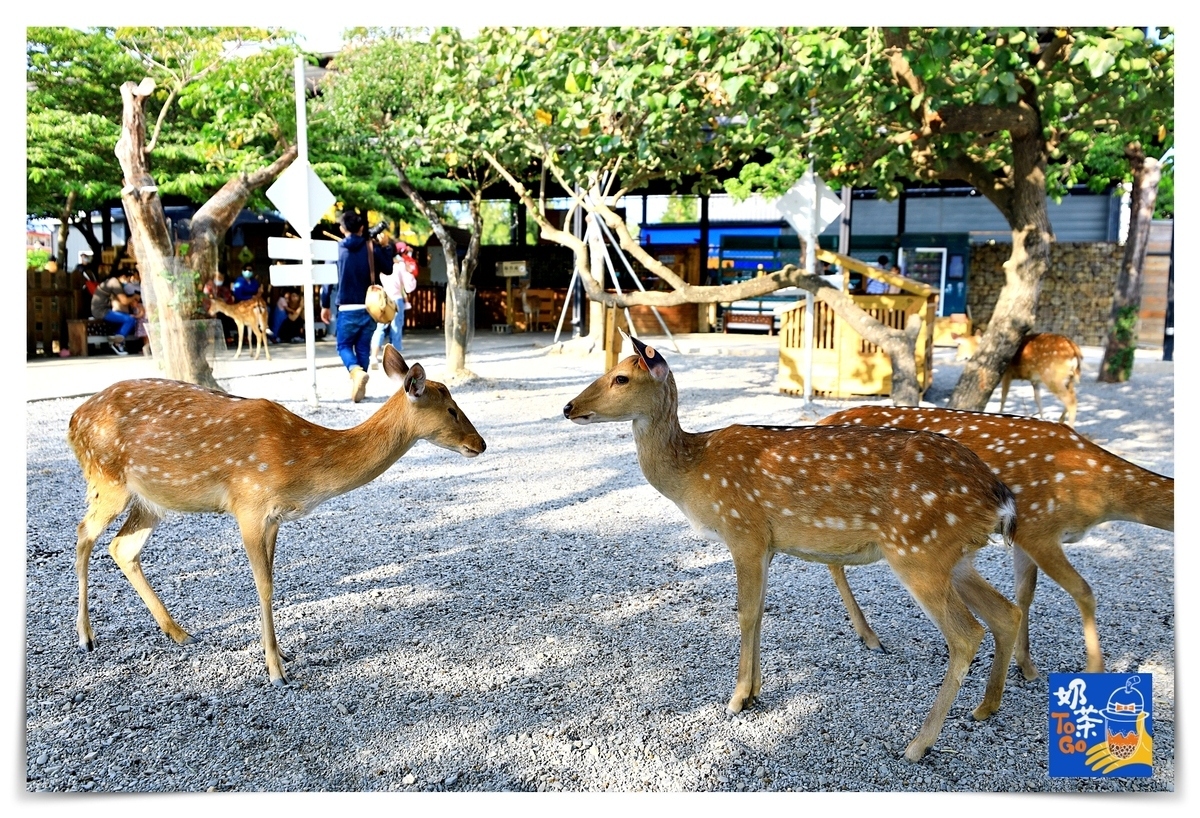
[
  {"left": 1055, "top": 382, "right": 1076, "bottom": 426},
  {"left": 1022, "top": 534, "right": 1103, "bottom": 673},
  {"left": 107, "top": 503, "right": 193, "bottom": 645},
  {"left": 233, "top": 322, "right": 244, "bottom": 358},
  {"left": 75, "top": 479, "right": 131, "bottom": 651},
  {"left": 726, "top": 545, "right": 770, "bottom": 713},
  {"left": 239, "top": 516, "right": 288, "bottom": 684},
  {"left": 1011, "top": 544, "right": 1042, "bottom": 680},
  {"left": 1030, "top": 382, "right": 1046, "bottom": 420},
  {"left": 998, "top": 373, "right": 1012, "bottom": 413},
  {"left": 827, "top": 565, "right": 884, "bottom": 651},
  {"left": 892, "top": 563, "right": 984, "bottom": 762},
  {"left": 951, "top": 559, "right": 1020, "bottom": 721}
]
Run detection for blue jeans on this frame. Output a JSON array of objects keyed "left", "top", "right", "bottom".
[
  {"left": 371, "top": 301, "right": 406, "bottom": 352},
  {"left": 269, "top": 305, "right": 286, "bottom": 340},
  {"left": 102, "top": 310, "right": 138, "bottom": 340},
  {"left": 335, "top": 307, "right": 375, "bottom": 371}
]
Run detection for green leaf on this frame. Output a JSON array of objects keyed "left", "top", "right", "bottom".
[{"left": 721, "top": 75, "right": 749, "bottom": 103}]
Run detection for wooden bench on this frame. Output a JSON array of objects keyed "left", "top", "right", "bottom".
[
  {"left": 67, "top": 319, "right": 115, "bottom": 357},
  {"left": 723, "top": 312, "right": 776, "bottom": 335}
]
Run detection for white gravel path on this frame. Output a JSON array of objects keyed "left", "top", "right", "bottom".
[{"left": 22, "top": 335, "right": 1176, "bottom": 798}]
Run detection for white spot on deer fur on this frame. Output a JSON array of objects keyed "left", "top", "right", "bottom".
[
  {"left": 720, "top": 478, "right": 728, "bottom": 487},
  {"left": 703, "top": 473, "right": 710, "bottom": 480},
  {"left": 782, "top": 508, "right": 794, "bottom": 516},
  {"left": 945, "top": 512, "right": 958, "bottom": 525},
  {"left": 730, "top": 509, "right": 741, "bottom": 519}
]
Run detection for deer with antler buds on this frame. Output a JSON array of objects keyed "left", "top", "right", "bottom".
[
  {"left": 563, "top": 336, "right": 1023, "bottom": 762},
  {"left": 67, "top": 344, "right": 485, "bottom": 685}
]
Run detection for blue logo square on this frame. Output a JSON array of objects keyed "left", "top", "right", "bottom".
[{"left": 1048, "top": 673, "right": 1153, "bottom": 778}]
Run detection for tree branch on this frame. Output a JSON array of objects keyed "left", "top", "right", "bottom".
[
  {"left": 940, "top": 154, "right": 1015, "bottom": 221},
  {"left": 1035, "top": 33, "right": 1073, "bottom": 74}
]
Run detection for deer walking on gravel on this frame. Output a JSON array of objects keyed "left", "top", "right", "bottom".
[
  {"left": 955, "top": 331, "right": 1084, "bottom": 426},
  {"left": 817, "top": 405, "right": 1174, "bottom": 679},
  {"left": 67, "top": 344, "right": 486, "bottom": 686},
  {"left": 563, "top": 336, "right": 1022, "bottom": 762},
  {"left": 208, "top": 296, "right": 271, "bottom": 360}
]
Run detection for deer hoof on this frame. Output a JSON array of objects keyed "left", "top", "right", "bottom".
[{"left": 725, "top": 693, "right": 754, "bottom": 715}]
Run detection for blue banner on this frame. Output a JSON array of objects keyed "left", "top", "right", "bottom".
[{"left": 1048, "top": 673, "right": 1153, "bottom": 778}]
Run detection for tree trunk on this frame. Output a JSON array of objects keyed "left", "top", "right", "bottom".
[
  {"left": 444, "top": 283, "right": 472, "bottom": 374},
  {"left": 948, "top": 132, "right": 1050, "bottom": 411},
  {"left": 1098, "top": 144, "right": 1161, "bottom": 383},
  {"left": 391, "top": 162, "right": 480, "bottom": 377},
  {"left": 187, "top": 147, "right": 297, "bottom": 294},
  {"left": 586, "top": 221, "right": 607, "bottom": 344},
  {"left": 114, "top": 80, "right": 296, "bottom": 388},
  {"left": 56, "top": 191, "right": 76, "bottom": 271},
  {"left": 70, "top": 213, "right": 104, "bottom": 272},
  {"left": 115, "top": 80, "right": 216, "bottom": 387}
]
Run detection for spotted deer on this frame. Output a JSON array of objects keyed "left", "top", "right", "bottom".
[
  {"left": 67, "top": 344, "right": 486, "bottom": 686},
  {"left": 955, "top": 331, "right": 1084, "bottom": 426},
  {"left": 208, "top": 296, "right": 271, "bottom": 360},
  {"left": 519, "top": 286, "right": 541, "bottom": 332},
  {"left": 817, "top": 405, "right": 1174, "bottom": 679},
  {"left": 563, "top": 336, "right": 1022, "bottom": 762}
]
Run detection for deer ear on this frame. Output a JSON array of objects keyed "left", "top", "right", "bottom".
[
  {"left": 382, "top": 344, "right": 409, "bottom": 381},
  {"left": 403, "top": 362, "right": 427, "bottom": 399},
  {"left": 629, "top": 335, "right": 670, "bottom": 382}
]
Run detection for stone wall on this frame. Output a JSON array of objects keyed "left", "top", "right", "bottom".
[{"left": 966, "top": 242, "right": 1123, "bottom": 347}]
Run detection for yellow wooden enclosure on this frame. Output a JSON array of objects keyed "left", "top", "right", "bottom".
[{"left": 778, "top": 249, "right": 938, "bottom": 399}]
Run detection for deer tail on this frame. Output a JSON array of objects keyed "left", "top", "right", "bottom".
[{"left": 993, "top": 481, "right": 1018, "bottom": 548}]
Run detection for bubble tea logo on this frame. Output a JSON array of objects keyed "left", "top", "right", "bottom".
[{"left": 1048, "top": 673, "right": 1153, "bottom": 777}]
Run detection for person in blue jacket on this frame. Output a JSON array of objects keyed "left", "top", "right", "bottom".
[
  {"left": 321, "top": 211, "right": 394, "bottom": 402},
  {"left": 231, "top": 265, "right": 261, "bottom": 302}
]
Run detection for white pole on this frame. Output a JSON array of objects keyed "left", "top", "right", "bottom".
[
  {"left": 293, "top": 57, "right": 319, "bottom": 406},
  {"left": 803, "top": 162, "right": 817, "bottom": 404}
]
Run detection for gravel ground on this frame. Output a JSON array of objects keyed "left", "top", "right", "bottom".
[{"left": 23, "top": 336, "right": 1175, "bottom": 796}]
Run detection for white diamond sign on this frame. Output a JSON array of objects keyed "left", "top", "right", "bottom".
[
  {"left": 776, "top": 168, "right": 844, "bottom": 237},
  {"left": 266, "top": 161, "right": 335, "bottom": 236}
]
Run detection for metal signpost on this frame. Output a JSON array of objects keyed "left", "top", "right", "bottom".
[
  {"left": 776, "top": 163, "right": 844, "bottom": 403},
  {"left": 266, "top": 57, "right": 340, "bottom": 406}
]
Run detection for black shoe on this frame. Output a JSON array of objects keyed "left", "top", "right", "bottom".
[{"left": 109, "top": 342, "right": 128, "bottom": 356}]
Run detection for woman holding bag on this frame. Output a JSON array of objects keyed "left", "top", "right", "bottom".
[{"left": 370, "top": 242, "right": 414, "bottom": 367}]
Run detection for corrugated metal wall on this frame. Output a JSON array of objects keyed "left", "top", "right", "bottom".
[
  {"left": 848, "top": 194, "right": 1119, "bottom": 242},
  {"left": 640, "top": 191, "right": 1122, "bottom": 243}
]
